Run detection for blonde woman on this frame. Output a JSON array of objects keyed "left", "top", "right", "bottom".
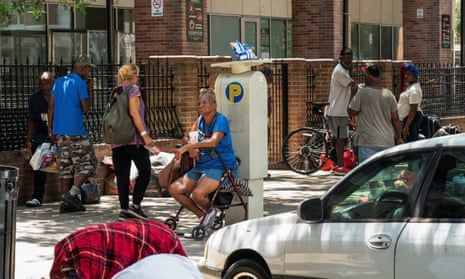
[{"left": 112, "top": 64, "right": 157, "bottom": 220}]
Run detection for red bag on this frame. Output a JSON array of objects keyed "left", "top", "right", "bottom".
[{"left": 343, "top": 149, "right": 356, "bottom": 170}]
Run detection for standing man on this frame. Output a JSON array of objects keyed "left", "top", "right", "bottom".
[
  {"left": 48, "top": 55, "right": 98, "bottom": 212},
  {"left": 398, "top": 63, "right": 423, "bottom": 142},
  {"left": 24, "top": 71, "right": 54, "bottom": 207},
  {"left": 326, "top": 48, "right": 358, "bottom": 175},
  {"left": 348, "top": 64, "right": 403, "bottom": 163}
]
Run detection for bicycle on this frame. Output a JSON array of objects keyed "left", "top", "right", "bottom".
[{"left": 282, "top": 101, "right": 335, "bottom": 175}]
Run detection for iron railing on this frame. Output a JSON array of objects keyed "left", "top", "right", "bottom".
[{"left": 0, "top": 58, "right": 183, "bottom": 151}]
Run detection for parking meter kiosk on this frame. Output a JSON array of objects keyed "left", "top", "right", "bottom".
[{"left": 212, "top": 60, "right": 268, "bottom": 222}]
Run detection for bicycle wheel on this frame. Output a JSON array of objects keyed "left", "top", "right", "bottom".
[{"left": 282, "top": 127, "right": 329, "bottom": 174}]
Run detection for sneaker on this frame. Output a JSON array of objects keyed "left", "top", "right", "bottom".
[
  {"left": 333, "top": 166, "right": 349, "bottom": 176},
  {"left": 59, "top": 202, "right": 85, "bottom": 213},
  {"left": 127, "top": 205, "right": 148, "bottom": 219},
  {"left": 62, "top": 192, "right": 86, "bottom": 211},
  {"left": 25, "top": 198, "right": 41, "bottom": 207},
  {"left": 201, "top": 209, "right": 216, "bottom": 228},
  {"left": 118, "top": 210, "right": 137, "bottom": 221},
  {"left": 183, "top": 232, "right": 193, "bottom": 239}
]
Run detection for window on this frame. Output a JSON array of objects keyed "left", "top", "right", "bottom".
[
  {"left": 209, "top": 15, "right": 240, "bottom": 57},
  {"left": 423, "top": 152, "right": 465, "bottom": 218},
  {"left": 270, "top": 19, "right": 287, "bottom": 58},
  {"left": 210, "top": 16, "right": 292, "bottom": 58},
  {"left": 351, "top": 23, "right": 399, "bottom": 60},
  {"left": 0, "top": 31, "right": 46, "bottom": 63},
  {"left": 327, "top": 152, "right": 429, "bottom": 220}
]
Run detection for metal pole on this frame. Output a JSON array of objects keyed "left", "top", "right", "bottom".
[
  {"left": 106, "top": 0, "right": 114, "bottom": 64},
  {"left": 460, "top": 0, "right": 465, "bottom": 66},
  {"left": 343, "top": 0, "right": 349, "bottom": 48}
]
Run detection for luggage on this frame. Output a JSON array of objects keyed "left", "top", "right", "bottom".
[{"left": 420, "top": 114, "right": 442, "bottom": 138}]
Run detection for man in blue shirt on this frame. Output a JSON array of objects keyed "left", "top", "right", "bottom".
[{"left": 48, "top": 55, "right": 98, "bottom": 212}]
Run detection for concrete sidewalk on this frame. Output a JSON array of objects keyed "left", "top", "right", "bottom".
[{"left": 14, "top": 170, "right": 339, "bottom": 279}]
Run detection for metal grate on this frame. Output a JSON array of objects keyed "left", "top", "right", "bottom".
[{"left": 0, "top": 58, "right": 183, "bottom": 151}]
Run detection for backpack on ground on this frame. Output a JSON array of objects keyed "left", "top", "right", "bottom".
[{"left": 101, "top": 84, "right": 135, "bottom": 144}]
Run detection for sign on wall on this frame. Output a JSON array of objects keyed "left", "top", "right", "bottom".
[
  {"left": 152, "top": 0, "right": 163, "bottom": 17},
  {"left": 441, "top": 14, "right": 451, "bottom": 49},
  {"left": 186, "top": 0, "right": 204, "bottom": 42}
]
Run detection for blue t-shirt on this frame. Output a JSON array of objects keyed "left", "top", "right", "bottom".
[
  {"left": 28, "top": 88, "right": 50, "bottom": 144},
  {"left": 51, "top": 72, "right": 88, "bottom": 136},
  {"left": 196, "top": 113, "right": 236, "bottom": 169}
]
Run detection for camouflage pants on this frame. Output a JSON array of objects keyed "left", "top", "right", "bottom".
[{"left": 57, "top": 135, "right": 98, "bottom": 179}]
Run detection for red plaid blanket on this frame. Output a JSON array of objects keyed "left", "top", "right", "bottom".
[{"left": 50, "top": 219, "right": 187, "bottom": 279}]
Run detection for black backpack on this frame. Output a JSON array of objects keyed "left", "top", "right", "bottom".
[{"left": 101, "top": 84, "right": 135, "bottom": 144}]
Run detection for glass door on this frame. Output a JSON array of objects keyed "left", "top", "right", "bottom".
[{"left": 241, "top": 18, "right": 260, "bottom": 57}]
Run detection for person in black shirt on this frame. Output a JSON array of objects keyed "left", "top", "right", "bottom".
[{"left": 24, "top": 71, "right": 54, "bottom": 207}]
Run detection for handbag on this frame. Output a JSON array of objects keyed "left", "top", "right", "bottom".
[{"left": 156, "top": 152, "right": 194, "bottom": 189}]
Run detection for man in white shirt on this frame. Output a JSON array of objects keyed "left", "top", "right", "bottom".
[{"left": 326, "top": 48, "right": 358, "bottom": 175}]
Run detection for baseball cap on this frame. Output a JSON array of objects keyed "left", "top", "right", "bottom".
[
  {"left": 362, "top": 64, "right": 381, "bottom": 78},
  {"left": 404, "top": 63, "right": 418, "bottom": 79},
  {"left": 75, "top": 55, "right": 96, "bottom": 68}
]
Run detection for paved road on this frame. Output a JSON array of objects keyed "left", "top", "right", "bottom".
[{"left": 14, "top": 170, "right": 339, "bottom": 279}]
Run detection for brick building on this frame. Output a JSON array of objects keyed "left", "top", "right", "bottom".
[
  {"left": 0, "top": 0, "right": 456, "bottom": 64},
  {"left": 134, "top": 0, "right": 455, "bottom": 64}
]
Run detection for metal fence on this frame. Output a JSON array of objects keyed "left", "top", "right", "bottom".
[
  {"left": 2, "top": 59, "right": 464, "bottom": 154},
  {"left": 0, "top": 58, "right": 184, "bottom": 152},
  {"left": 416, "top": 64, "right": 465, "bottom": 116}
]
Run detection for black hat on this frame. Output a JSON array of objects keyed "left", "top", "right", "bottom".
[{"left": 362, "top": 64, "right": 381, "bottom": 78}]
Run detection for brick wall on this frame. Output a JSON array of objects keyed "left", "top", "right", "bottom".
[
  {"left": 292, "top": 1, "right": 343, "bottom": 59},
  {"left": 403, "top": 0, "right": 453, "bottom": 64},
  {"left": 134, "top": 0, "right": 208, "bottom": 59}
]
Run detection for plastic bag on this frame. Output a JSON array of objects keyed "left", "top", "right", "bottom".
[
  {"left": 81, "top": 180, "right": 101, "bottom": 204},
  {"left": 230, "top": 41, "right": 258, "bottom": 61},
  {"left": 29, "top": 143, "right": 59, "bottom": 172}
]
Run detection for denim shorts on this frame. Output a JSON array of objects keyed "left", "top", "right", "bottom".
[{"left": 185, "top": 166, "right": 238, "bottom": 183}]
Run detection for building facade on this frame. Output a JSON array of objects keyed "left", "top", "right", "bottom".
[{"left": 0, "top": 0, "right": 455, "bottom": 64}]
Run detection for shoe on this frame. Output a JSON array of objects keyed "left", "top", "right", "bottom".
[
  {"left": 183, "top": 232, "right": 193, "bottom": 239},
  {"left": 25, "top": 198, "right": 41, "bottom": 207},
  {"left": 333, "top": 166, "right": 349, "bottom": 176},
  {"left": 62, "top": 192, "right": 86, "bottom": 211},
  {"left": 127, "top": 205, "right": 148, "bottom": 219},
  {"left": 59, "top": 202, "right": 85, "bottom": 213},
  {"left": 118, "top": 210, "right": 137, "bottom": 221},
  {"left": 201, "top": 209, "right": 216, "bottom": 228}
]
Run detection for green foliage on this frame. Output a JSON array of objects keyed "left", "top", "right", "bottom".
[{"left": 0, "top": 0, "right": 93, "bottom": 25}]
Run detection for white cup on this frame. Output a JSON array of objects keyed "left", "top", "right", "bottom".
[{"left": 189, "top": 131, "right": 199, "bottom": 144}]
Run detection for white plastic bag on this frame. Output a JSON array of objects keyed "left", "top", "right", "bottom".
[
  {"left": 29, "top": 143, "right": 59, "bottom": 172},
  {"left": 230, "top": 41, "right": 258, "bottom": 61}
]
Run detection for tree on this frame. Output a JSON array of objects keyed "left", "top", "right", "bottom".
[{"left": 0, "top": 0, "right": 94, "bottom": 24}]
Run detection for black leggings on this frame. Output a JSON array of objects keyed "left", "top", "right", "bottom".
[{"left": 112, "top": 145, "right": 151, "bottom": 209}]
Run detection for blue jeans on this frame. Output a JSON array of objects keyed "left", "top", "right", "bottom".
[
  {"left": 358, "top": 146, "right": 387, "bottom": 163},
  {"left": 403, "top": 111, "right": 423, "bottom": 142}
]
